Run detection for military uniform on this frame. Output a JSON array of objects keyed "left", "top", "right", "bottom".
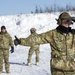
[
  {"left": 17, "top": 28, "right": 75, "bottom": 75},
  {"left": 26, "top": 28, "right": 40, "bottom": 65},
  {"left": 0, "top": 26, "right": 13, "bottom": 73},
  {"left": 27, "top": 33, "right": 40, "bottom": 65},
  {"left": 14, "top": 12, "right": 75, "bottom": 75}
]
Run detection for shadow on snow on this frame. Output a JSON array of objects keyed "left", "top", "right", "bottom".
[{"left": 9, "top": 62, "right": 25, "bottom": 66}]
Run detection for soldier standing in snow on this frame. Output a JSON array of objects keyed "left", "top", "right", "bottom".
[
  {"left": 27, "top": 28, "right": 40, "bottom": 65},
  {"left": 15, "top": 28, "right": 40, "bottom": 65},
  {"left": 14, "top": 12, "right": 75, "bottom": 75},
  {"left": 0, "top": 26, "right": 14, "bottom": 74}
]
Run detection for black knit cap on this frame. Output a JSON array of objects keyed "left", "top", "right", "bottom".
[{"left": 1, "top": 26, "right": 6, "bottom": 30}]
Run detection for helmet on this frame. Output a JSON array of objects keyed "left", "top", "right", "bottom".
[
  {"left": 1, "top": 26, "right": 6, "bottom": 30},
  {"left": 56, "top": 12, "right": 71, "bottom": 25},
  {"left": 59, "top": 12, "right": 70, "bottom": 20},
  {"left": 30, "top": 28, "right": 36, "bottom": 33}
]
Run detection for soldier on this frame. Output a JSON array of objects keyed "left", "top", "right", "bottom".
[
  {"left": 26, "top": 28, "right": 40, "bottom": 65},
  {"left": 0, "top": 26, "right": 14, "bottom": 74},
  {"left": 14, "top": 12, "right": 75, "bottom": 75}
]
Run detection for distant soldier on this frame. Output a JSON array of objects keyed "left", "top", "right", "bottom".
[
  {"left": 26, "top": 28, "right": 40, "bottom": 65},
  {"left": 15, "top": 28, "right": 40, "bottom": 65},
  {"left": 14, "top": 12, "right": 75, "bottom": 75},
  {"left": 0, "top": 26, "right": 14, "bottom": 74}
]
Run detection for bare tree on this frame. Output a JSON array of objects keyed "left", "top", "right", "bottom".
[{"left": 35, "top": 5, "right": 39, "bottom": 13}]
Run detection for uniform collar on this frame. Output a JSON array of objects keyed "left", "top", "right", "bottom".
[{"left": 56, "top": 25, "right": 72, "bottom": 34}]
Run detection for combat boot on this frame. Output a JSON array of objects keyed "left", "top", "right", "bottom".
[
  {"left": 6, "top": 72, "right": 10, "bottom": 74},
  {"left": 26, "top": 63, "right": 31, "bottom": 66},
  {"left": 35, "top": 62, "right": 39, "bottom": 65},
  {"left": 6, "top": 71, "right": 10, "bottom": 74}
]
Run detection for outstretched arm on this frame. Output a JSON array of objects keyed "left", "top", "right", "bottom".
[{"left": 14, "top": 31, "right": 52, "bottom": 46}]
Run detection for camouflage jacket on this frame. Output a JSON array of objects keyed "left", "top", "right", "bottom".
[
  {"left": 20, "top": 28, "right": 75, "bottom": 70},
  {"left": 20, "top": 33, "right": 39, "bottom": 47},
  {"left": 0, "top": 32, "right": 13, "bottom": 49}
]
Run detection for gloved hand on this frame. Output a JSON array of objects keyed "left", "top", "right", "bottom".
[
  {"left": 14, "top": 36, "right": 21, "bottom": 46},
  {"left": 10, "top": 46, "right": 14, "bottom": 53}
]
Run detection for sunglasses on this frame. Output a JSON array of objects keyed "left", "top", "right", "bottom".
[{"left": 62, "top": 19, "right": 72, "bottom": 22}]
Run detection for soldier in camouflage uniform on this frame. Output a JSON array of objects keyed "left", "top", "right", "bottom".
[
  {"left": 0, "top": 26, "right": 14, "bottom": 74},
  {"left": 26, "top": 28, "right": 40, "bottom": 65},
  {"left": 14, "top": 12, "right": 75, "bottom": 75}
]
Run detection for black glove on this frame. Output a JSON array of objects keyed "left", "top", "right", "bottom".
[
  {"left": 10, "top": 46, "right": 14, "bottom": 53},
  {"left": 14, "top": 36, "right": 21, "bottom": 46}
]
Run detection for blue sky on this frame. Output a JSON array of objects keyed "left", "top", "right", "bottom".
[{"left": 0, "top": 0, "right": 75, "bottom": 16}]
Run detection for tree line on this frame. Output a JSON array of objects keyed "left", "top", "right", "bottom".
[{"left": 31, "top": 4, "right": 75, "bottom": 13}]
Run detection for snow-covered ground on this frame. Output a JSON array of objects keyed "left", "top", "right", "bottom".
[{"left": 0, "top": 12, "right": 75, "bottom": 75}]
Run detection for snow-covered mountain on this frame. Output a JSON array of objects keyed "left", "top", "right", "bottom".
[{"left": 0, "top": 12, "right": 75, "bottom": 75}]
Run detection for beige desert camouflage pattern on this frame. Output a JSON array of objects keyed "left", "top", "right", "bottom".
[
  {"left": 0, "top": 32, "right": 13, "bottom": 73},
  {"left": 20, "top": 29, "right": 75, "bottom": 75}
]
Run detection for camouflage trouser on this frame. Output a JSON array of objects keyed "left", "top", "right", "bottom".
[
  {"left": 27, "top": 46, "right": 40, "bottom": 63},
  {"left": 51, "top": 68, "right": 75, "bottom": 75},
  {"left": 0, "top": 49, "right": 9, "bottom": 73}
]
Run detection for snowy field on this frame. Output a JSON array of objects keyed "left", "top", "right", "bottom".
[{"left": 0, "top": 12, "right": 75, "bottom": 75}]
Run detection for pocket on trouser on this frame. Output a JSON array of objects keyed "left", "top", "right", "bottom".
[
  {"left": 66, "top": 71, "right": 75, "bottom": 75},
  {"left": 51, "top": 68, "right": 75, "bottom": 75},
  {"left": 51, "top": 70, "right": 75, "bottom": 75},
  {"left": 51, "top": 68, "right": 65, "bottom": 75},
  {"left": 52, "top": 71, "right": 64, "bottom": 75},
  {"left": 51, "top": 58, "right": 66, "bottom": 69}
]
